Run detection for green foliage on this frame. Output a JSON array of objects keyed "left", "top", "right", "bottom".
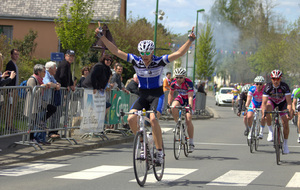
[
  {"left": 196, "top": 21, "right": 216, "bottom": 80},
  {"left": 55, "top": 0, "right": 95, "bottom": 78}
]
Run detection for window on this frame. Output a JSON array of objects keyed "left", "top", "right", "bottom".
[{"left": 0, "top": 25, "right": 13, "bottom": 42}]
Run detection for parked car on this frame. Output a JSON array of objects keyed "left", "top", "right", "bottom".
[{"left": 215, "top": 87, "right": 234, "bottom": 106}]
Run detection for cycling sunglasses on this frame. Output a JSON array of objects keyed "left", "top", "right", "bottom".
[
  {"left": 140, "top": 52, "right": 152, "bottom": 56},
  {"left": 256, "top": 83, "right": 263, "bottom": 85},
  {"left": 271, "top": 78, "right": 280, "bottom": 81}
]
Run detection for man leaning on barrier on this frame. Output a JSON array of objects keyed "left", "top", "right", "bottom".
[{"left": 43, "top": 61, "right": 61, "bottom": 138}]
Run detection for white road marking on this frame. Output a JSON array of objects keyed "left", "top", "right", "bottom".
[
  {"left": 55, "top": 165, "right": 132, "bottom": 180},
  {"left": 286, "top": 172, "right": 300, "bottom": 188},
  {"left": 207, "top": 170, "right": 263, "bottom": 186},
  {"left": 0, "top": 163, "right": 68, "bottom": 176},
  {"left": 130, "top": 168, "right": 197, "bottom": 183}
]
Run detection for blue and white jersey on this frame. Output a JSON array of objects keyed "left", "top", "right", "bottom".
[{"left": 127, "top": 53, "right": 170, "bottom": 89}]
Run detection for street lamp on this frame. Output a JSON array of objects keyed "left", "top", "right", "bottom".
[
  {"left": 153, "top": 0, "right": 165, "bottom": 55},
  {"left": 193, "top": 9, "right": 205, "bottom": 84},
  {"left": 186, "top": 30, "right": 191, "bottom": 75}
]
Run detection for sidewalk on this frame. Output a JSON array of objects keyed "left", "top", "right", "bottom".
[{"left": 0, "top": 91, "right": 215, "bottom": 166}]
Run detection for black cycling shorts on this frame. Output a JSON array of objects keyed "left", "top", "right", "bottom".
[{"left": 131, "top": 87, "right": 165, "bottom": 113}]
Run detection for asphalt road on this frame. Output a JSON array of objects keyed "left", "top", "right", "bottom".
[{"left": 1, "top": 95, "right": 300, "bottom": 189}]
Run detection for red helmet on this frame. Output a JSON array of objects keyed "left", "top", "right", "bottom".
[{"left": 270, "top": 70, "right": 282, "bottom": 78}]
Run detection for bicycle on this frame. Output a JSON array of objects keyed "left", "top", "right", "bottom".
[
  {"left": 170, "top": 105, "right": 190, "bottom": 160},
  {"left": 264, "top": 108, "right": 289, "bottom": 165},
  {"left": 120, "top": 108, "right": 165, "bottom": 186},
  {"left": 247, "top": 108, "right": 261, "bottom": 153}
]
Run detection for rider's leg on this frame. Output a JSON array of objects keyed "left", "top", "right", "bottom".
[
  {"left": 127, "top": 109, "right": 138, "bottom": 134},
  {"left": 186, "top": 111, "right": 194, "bottom": 141},
  {"left": 281, "top": 114, "right": 290, "bottom": 153},
  {"left": 171, "top": 101, "right": 181, "bottom": 122},
  {"left": 297, "top": 112, "right": 300, "bottom": 142},
  {"left": 265, "top": 103, "right": 274, "bottom": 141},
  {"left": 150, "top": 112, "right": 162, "bottom": 150}
]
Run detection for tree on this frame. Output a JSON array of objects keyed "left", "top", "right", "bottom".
[
  {"left": 55, "top": 0, "right": 95, "bottom": 77},
  {"left": 196, "top": 21, "right": 216, "bottom": 80}
]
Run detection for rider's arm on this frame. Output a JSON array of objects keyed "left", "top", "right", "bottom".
[
  {"left": 168, "top": 27, "right": 195, "bottom": 62},
  {"left": 168, "top": 90, "right": 174, "bottom": 106},
  {"left": 261, "top": 96, "right": 268, "bottom": 116},
  {"left": 292, "top": 98, "right": 297, "bottom": 112},
  {"left": 245, "top": 94, "right": 252, "bottom": 108},
  {"left": 95, "top": 27, "right": 128, "bottom": 61},
  {"left": 286, "top": 94, "right": 293, "bottom": 118},
  {"left": 188, "top": 91, "right": 194, "bottom": 108}
]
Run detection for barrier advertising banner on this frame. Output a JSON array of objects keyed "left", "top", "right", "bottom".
[
  {"left": 80, "top": 89, "right": 106, "bottom": 133},
  {"left": 109, "top": 90, "right": 129, "bottom": 124}
]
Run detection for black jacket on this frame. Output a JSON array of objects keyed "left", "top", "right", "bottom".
[
  {"left": 55, "top": 59, "right": 73, "bottom": 87},
  {"left": 126, "top": 80, "right": 139, "bottom": 95},
  {"left": 82, "top": 62, "right": 112, "bottom": 90},
  {"left": 5, "top": 60, "right": 17, "bottom": 86}
]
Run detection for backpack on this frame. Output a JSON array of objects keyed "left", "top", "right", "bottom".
[{"left": 18, "top": 76, "right": 37, "bottom": 98}]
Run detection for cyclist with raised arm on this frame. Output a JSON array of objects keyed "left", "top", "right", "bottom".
[
  {"left": 237, "top": 84, "right": 251, "bottom": 136},
  {"left": 231, "top": 84, "right": 240, "bottom": 110},
  {"left": 95, "top": 23, "right": 196, "bottom": 164},
  {"left": 167, "top": 68, "right": 195, "bottom": 152},
  {"left": 245, "top": 76, "right": 266, "bottom": 139},
  {"left": 292, "top": 87, "right": 300, "bottom": 143},
  {"left": 261, "top": 70, "right": 292, "bottom": 154}
]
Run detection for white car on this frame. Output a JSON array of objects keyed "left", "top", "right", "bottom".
[{"left": 215, "top": 87, "right": 234, "bottom": 106}]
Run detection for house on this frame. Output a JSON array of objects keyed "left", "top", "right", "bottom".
[{"left": 0, "top": 0, "right": 126, "bottom": 59}]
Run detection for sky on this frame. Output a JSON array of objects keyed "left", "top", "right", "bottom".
[{"left": 127, "top": 0, "right": 300, "bottom": 35}]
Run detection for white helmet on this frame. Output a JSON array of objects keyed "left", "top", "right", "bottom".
[
  {"left": 174, "top": 68, "right": 187, "bottom": 76},
  {"left": 137, "top": 40, "right": 155, "bottom": 52},
  {"left": 242, "top": 84, "right": 251, "bottom": 93},
  {"left": 254, "top": 76, "right": 265, "bottom": 83}
]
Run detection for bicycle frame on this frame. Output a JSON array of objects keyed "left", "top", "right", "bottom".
[
  {"left": 170, "top": 105, "right": 190, "bottom": 159},
  {"left": 264, "top": 108, "right": 289, "bottom": 165}
]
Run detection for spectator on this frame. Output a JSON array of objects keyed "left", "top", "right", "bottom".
[
  {"left": 55, "top": 50, "right": 75, "bottom": 91},
  {"left": 5, "top": 49, "right": 19, "bottom": 86},
  {"left": 126, "top": 73, "right": 139, "bottom": 95},
  {"left": 213, "top": 83, "right": 217, "bottom": 96},
  {"left": 77, "top": 66, "right": 89, "bottom": 87},
  {"left": 163, "top": 72, "right": 172, "bottom": 92},
  {"left": 0, "top": 70, "right": 16, "bottom": 110},
  {"left": 5, "top": 49, "right": 20, "bottom": 132},
  {"left": 82, "top": 54, "right": 113, "bottom": 114},
  {"left": 197, "top": 81, "right": 207, "bottom": 96},
  {"left": 43, "top": 61, "right": 61, "bottom": 138},
  {"left": 24, "top": 64, "right": 57, "bottom": 145},
  {"left": 0, "top": 52, "right": 16, "bottom": 86},
  {"left": 110, "top": 64, "right": 129, "bottom": 93}
]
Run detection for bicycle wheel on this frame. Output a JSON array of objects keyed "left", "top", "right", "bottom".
[
  {"left": 173, "top": 122, "right": 182, "bottom": 160},
  {"left": 182, "top": 124, "right": 189, "bottom": 157},
  {"left": 255, "top": 124, "right": 260, "bottom": 151},
  {"left": 274, "top": 125, "right": 280, "bottom": 165},
  {"left": 133, "top": 131, "right": 148, "bottom": 186},
  {"left": 153, "top": 141, "right": 165, "bottom": 181}
]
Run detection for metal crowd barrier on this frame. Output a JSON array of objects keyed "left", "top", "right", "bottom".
[{"left": 0, "top": 86, "right": 208, "bottom": 150}]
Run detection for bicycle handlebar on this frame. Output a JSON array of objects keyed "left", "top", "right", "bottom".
[
  {"left": 119, "top": 109, "right": 156, "bottom": 117},
  {"left": 263, "top": 110, "right": 289, "bottom": 117}
]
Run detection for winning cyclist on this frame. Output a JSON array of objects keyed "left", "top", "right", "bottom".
[
  {"left": 245, "top": 76, "right": 266, "bottom": 139},
  {"left": 231, "top": 84, "right": 240, "bottom": 110},
  {"left": 95, "top": 23, "right": 196, "bottom": 164},
  {"left": 292, "top": 87, "right": 300, "bottom": 143},
  {"left": 237, "top": 84, "right": 251, "bottom": 136},
  {"left": 261, "top": 70, "right": 292, "bottom": 154},
  {"left": 167, "top": 68, "right": 195, "bottom": 152}
]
